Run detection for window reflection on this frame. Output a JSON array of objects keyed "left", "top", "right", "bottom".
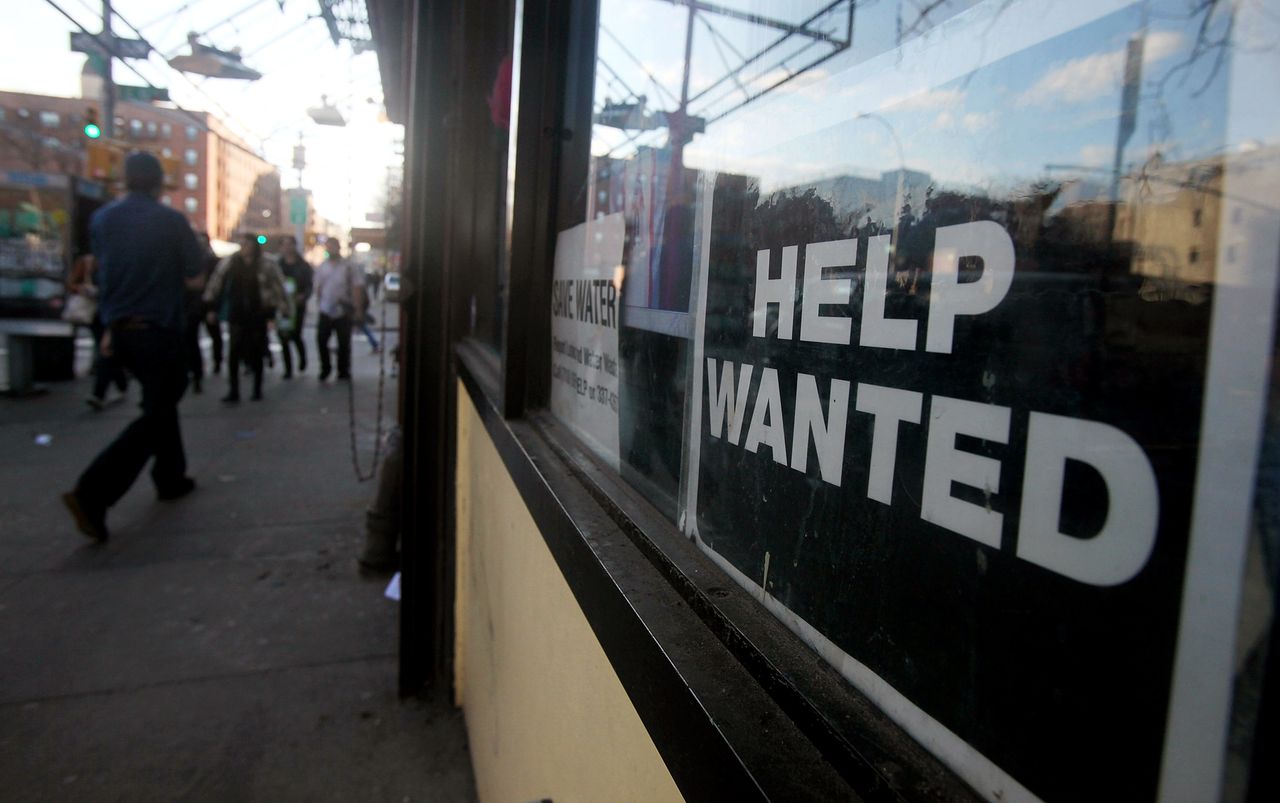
[{"left": 571, "top": 0, "right": 1279, "bottom": 800}]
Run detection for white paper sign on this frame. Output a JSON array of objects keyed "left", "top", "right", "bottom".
[{"left": 550, "top": 213, "right": 625, "bottom": 469}]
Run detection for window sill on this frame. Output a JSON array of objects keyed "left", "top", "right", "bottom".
[{"left": 455, "top": 341, "right": 977, "bottom": 802}]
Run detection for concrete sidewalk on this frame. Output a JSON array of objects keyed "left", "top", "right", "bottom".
[{"left": 0, "top": 318, "right": 477, "bottom": 801}]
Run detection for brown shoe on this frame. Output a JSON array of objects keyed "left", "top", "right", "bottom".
[{"left": 62, "top": 491, "right": 108, "bottom": 542}]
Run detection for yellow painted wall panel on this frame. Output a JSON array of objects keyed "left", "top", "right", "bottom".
[{"left": 454, "top": 382, "right": 684, "bottom": 803}]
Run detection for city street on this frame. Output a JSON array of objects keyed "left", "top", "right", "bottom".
[{"left": 0, "top": 317, "right": 477, "bottom": 801}]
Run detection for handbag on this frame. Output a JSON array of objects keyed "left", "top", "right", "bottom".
[{"left": 62, "top": 290, "right": 97, "bottom": 325}]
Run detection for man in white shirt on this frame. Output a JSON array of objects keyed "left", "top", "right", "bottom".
[{"left": 312, "top": 237, "right": 362, "bottom": 381}]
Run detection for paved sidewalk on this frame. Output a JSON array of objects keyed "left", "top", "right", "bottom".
[{"left": 0, "top": 318, "right": 476, "bottom": 802}]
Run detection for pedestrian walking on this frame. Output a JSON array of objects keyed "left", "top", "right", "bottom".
[
  {"left": 196, "top": 232, "right": 224, "bottom": 374},
  {"left": 182, "top": 243, "right": 218, "bottom": 394},
  {"left": 357, "top": 309, "right": 380, "bottom": 353},
  {"left": 62, "top": 152, "right": 203, "bottom": 542},
  {"left": 356, "top": 263, "right": 380, "bottom": 354},
  {"left": 203, "top": 232, "right": 290, "bottom": 403},
  {"left": 276, "top": 234, "right": 313, "bottom": 378},
  {"left": 314, "top": 238, "right": 362, "bottom": 381},
  {"left": 66, "top": 253, "right": 129, "bottom": 409}
]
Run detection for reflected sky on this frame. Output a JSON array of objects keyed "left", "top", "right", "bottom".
[{"left": 592, "top": 0, "right": 1274, "bottom": 201}]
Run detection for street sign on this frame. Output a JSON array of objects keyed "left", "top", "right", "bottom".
[
  {"left": 70, "top": 31, "right": 150, "bottom": 60},
  {"left": 289, "top": 194, "right": 308, "bottom": 226},
  {"left": 115, "top": 84, "right": 170, "bottom": 103}
]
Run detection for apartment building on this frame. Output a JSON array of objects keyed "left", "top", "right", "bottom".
[{"left": 0, "top": 89, "right": 281, "bottom": 243}]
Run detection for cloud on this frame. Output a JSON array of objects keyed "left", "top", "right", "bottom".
[
  {"left": 931, "top": 110, "right": 995, "bottom": 133},
  {"left": 962, "top": 112, "right": 994, "bottom": 133},
  {"left": 745, "top": 67, "right": 836, "bottom": 101},
  {"left": 885, "top": 86, "right": 965, "bottom": 111},
  {"left": 1079, "top": 144, "right": 1113, "bottom": 167},
  {"left": 1018, "top": 31, "right": 1183, "bottom": 107}
]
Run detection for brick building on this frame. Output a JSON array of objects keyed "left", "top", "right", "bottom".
[{"left": 0, "top": 89, "right": 281, "bottom": 244}]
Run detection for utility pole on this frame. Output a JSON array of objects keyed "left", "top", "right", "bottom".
[
  {"left": 292, "top": 133, "right": 306, "bottom": 247},
  {"left": 101, "top": 0, "right": 116, "bottom": 139}
]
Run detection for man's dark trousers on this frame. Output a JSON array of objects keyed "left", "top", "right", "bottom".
[
  {"left": 77, "top": 325, "right": 189, "bottom": 508},
  {"left": 278, "top": 299, "right": 308, "bottom": 376},
  {"left": 183, "top": 313, "right": 204, "bottom": 385},
  {"left": 205, "top": 316, "right": 224, "bottom": 372},
  {"left": 316, "top": 312, "right": 352, "bottom": 378},
  {"left": 227, "top": 320, "right": 266, "bottom": 398}
]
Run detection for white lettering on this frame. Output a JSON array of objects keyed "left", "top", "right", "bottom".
[
  {"left": 859, "top": 234, "right": 917, "bottom": 350},
  {"left": 744, "top": 367, "right": 788, "bottom": 465},
  {"left": 921, "top": 395, "right": 1010, "bottom": 547},
  {"left": 855, "top": 383, "right": 924, "bottom": 505},
  {"left": 1017, "top": 412, "right": 1159, "bottom": 586},
  {"left": 706, "top": 358, "right": 754, "bottom": 446},
  {"left": 752, "top": 246, "right": 797, "bottom": 339},
  {"left": 791, "top": 374, "right": 851, "bottom": 486},
  {"left": 926, "top": 221, "right": 1015, "bottom": 354},
  {"left": 800, "top": 239, "right": 855, "bottom": 345}
]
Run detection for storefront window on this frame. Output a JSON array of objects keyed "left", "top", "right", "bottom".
[
  {"left": 556, "top": 1, "right": 1279, "bottom": 800},
  {"left": 438, "top": 0, "right": 520, "bottom": 351}
]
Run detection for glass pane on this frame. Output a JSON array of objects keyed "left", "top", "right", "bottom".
[
  {"left": 450, "top": 0, "right": 518, "bottom": 350},
  {"left": 562, "top": 0, "right": 1280, "bottom": 800}
]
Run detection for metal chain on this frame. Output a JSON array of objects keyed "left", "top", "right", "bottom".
[{"left": 346, "top": 283, "right": 390, "bottom": 482}]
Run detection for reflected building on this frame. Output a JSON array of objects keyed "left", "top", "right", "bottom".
[
  {"left": 1116, "top": 154, "right": 1224, "bottom": 301},
  {"left": 796, "top": 168, "right": 934, "bottom": 229},
  {"left": 0, "top": 89, "right": 281, "bottom": 246}
]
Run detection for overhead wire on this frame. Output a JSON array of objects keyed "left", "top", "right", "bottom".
[
  {"left": 96, "top": 0, "right": 318, "bottom": 150},
  {"left": 140, "top": 0, "right": 216, "bottom": 31},
  {"left": 41, "top": 0, "right": 272, "bottom": 163},
  {"left": 107, "top": 1, "right": 284, "bottom": 146},
  {"left": 240, "top": 16, "right": 314, "bottom": 59},
  {"left": 161, "top": 0, "right": 268, "bottom": 58},
  {"left": 599, "top": 24, "right": 681, "bottom": 108}
]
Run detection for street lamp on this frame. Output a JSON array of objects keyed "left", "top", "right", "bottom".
[
  {"left": 168, "top": 33, "right": 263, "bottom": 80},
  {"left": 307, "top": 95, "right": 346, "bottom": 127}
]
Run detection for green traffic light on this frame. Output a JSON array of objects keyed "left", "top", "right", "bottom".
[
  {"left": 83, "top": 123, "right": 102, "bottom": 139},
  {"left": 256, "top": 235, "right": 267, "bottom": 245}
]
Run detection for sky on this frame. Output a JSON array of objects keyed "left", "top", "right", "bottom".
[
  {"left": 591, "top": 0, "right": 1269, "bottom": 203},
  {"left": 0, "top": 0, "right": 400, "bottom": 232}
]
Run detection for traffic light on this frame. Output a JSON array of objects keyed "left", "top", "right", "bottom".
[
  {"left": 256, "top": 235, "right": 267, "bottom": 245},
  {"left": 83, "top": 108, "right": 101, "bottom": 139},
  {"left": 158, "top": 153, "right": 181, "bottom": 189},
  {"left": 86, "top": 140, "right": 123, "bottom": 180}
]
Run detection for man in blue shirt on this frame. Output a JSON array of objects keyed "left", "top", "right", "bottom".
[{"left": 63, "top": 152, "right": 204, "bottom": 542}]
